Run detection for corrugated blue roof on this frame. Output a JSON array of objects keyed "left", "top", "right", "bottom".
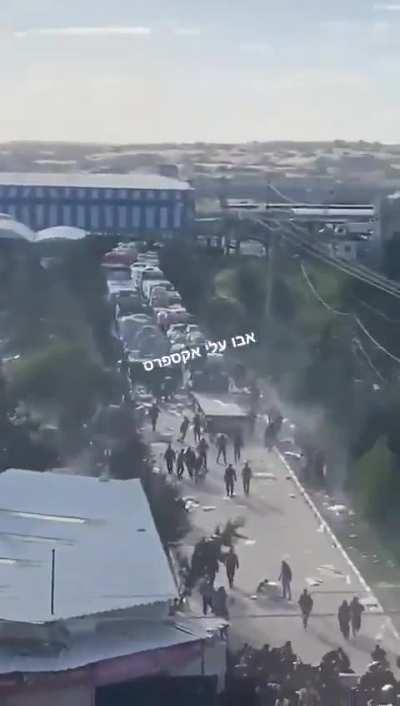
[{"left": 0, "top": 469, "right": 177, "bottom": 624}]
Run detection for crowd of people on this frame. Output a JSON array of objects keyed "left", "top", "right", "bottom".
[
  {"left": 152, "top": 405, "right": 256, "bottom": 493},
  {"left": 226, "top": 641, "right": 400, "bottom": 705}
]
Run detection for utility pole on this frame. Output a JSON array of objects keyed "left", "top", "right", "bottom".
[
  {"left": 51, "top": 549, "right": 56, "bottom": 616},
  {"left": 265, "top": 229, "right": 277, "bottom": 320}
]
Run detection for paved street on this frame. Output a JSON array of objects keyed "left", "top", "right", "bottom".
[{"left": 145, "top": 395, "right": 400, "bottom": 674}]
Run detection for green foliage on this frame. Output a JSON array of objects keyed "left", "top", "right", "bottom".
[
  {"left": 10, "top": 342, "right": 113, "bottom": 424},
  {"left": 348, "top": 436, "right": 400, "bottom": 522}
]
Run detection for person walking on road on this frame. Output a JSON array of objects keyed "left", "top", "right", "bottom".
[
  {"left": 164, "top": 442, "right": 176, "bottom": 474},
  {"left": 149, "top": 402, "right": 160, "bottom": 432},
  {"left": 279, "top": 560, "right": 293, "bottom": 600},
  {"left": 224, "top": 464, "right": 237, "bottom": 497},
  {"left": 197, "top": 437, "right": 209, "bottom": 470},
  {"left": 338, "top": 600, "right": 351, "bottom": 640},
  {"left": 350, "top": 596, "right": 365, "bottom": 638},
  {"left": 179, "top": 415, "right": 190, "bottom": 442},
  {"left": 216, "top": 433, "right": 228, "bottom": 465},
  {"left": 193, "top": 413, "right": 202, "bottom": 444},
  {"left": 298, "top": 588, "right": 313, "bottom": 630},
  {"left": 241, "top": 461, "right": 252, "bottom": 496},
  {"left": 184, "top": 446, "right": 196, "bottom": 479},
  {"left": 225, "top": 546, "right": 239, "bottom": 589},
  {"left": 233, "top": 430, "right": 243, "bottom": 464},
  {"left": 199, "top": 577, "right": 214, "bottom": 616},
  {"left": 176, "top": 448, "right": 185, "bottom": 480}
]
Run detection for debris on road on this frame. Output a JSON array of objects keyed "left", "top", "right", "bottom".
[
  {"left": 306, "top": 577, "right": 323, "bottom": 587},
  {"left": 327, "top": 504, "right": 348, "bottom": 515},
  {"left": 254, "top": 472, "right": 277, "bottom": 479},
  {"left": 202, "top": 506, "right": 217, "bottom": 512}
]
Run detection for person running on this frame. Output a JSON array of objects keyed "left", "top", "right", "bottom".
[
  {"left": 225, "top": 546, "right": 239, "bottom": 589},
  {"left": 176, "top": 448, "right": 185, "bottom": 480},
  {"left": 164, "top": 442, "right": 176, "bottom": 474},
  {"left": 193, "top": 413, "right": 202, "bottom": 444},
  {"left": 350, "top": 596, "right": 365, "bottom": 638},
  {"left": 279, "top": 560, "right": 293, "bottom": 600},
  {"left": 233, "top": 430, "right": 243, "bottom": 464},
  {"left": 179, "top": 415, "right": 190, "bottom": 442},
  {"left": 224, "top": 464, "right": 237, "bottom": 497},
  {"left": 298, "top": 588, "right": 313, "bottom": 630},
  {"left": 197, "top": 437, "right": 209, "bottom": 470},
  {"left": 241, "top": 461, "right": 252, "bottom": 496},
  {"left": 338, "top": 600, "right": 351, "bottom": 640},
  {"left": 216, "top": 433, "right": 228, "bottom": 464},
  {"left": 184, "top": 446, "right": 196, "bottom": 479},
  {"left": 149, "top": 402, "right": 160, "bottom": 432}
]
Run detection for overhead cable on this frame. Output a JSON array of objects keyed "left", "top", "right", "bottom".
[{"left": 300, "top": 263, "right": 400, "bottom": 365}]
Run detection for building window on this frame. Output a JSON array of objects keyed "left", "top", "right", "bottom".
[
  {"left": 120, "top": 189, "right": 127, "bottom": 200},
  {"left": 78, "top": 188, "right": 86, "bottom": 199},
  {"left": 132, "top": 206, "right": 141, "bottom": 228},
  {"left": 35, "top": 187, "right": 44, "bottom": 198},
  {"left": 160, "top": 206, "right": 168, "bottom": 229},
  {"left": 146, "top": 190, "right": 155, "bottom": 200},
  {"left": 175, "top": 191, "right": 182, "bottom": 200},
  {"left": 161, "top": 190, "right": 168, "bottom": 200},
  {"left": 145, "top": 206, "right": 155, "bottom": 229},
  {"left": 133, "top": 190, "right": 141, "bottom": 200},
  {"left": 23, "top": 187, "right": 31, "bottom": 197},
  {"left": 9, "top": 186, "right": 17, "bottom": 198},
  {"left": 105, "top": 189, "right": 113, "bottom": 199},
  {"left": 50, "top": 188, "right": 58, "bottom": 198}
]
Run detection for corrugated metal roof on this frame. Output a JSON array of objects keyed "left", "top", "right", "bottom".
[
  {"left": 291, "top": 207, "right": 375, "bottom": 217},
  {"left": 0, "top": 172, "right": 192, "bottom": 191},
  {"left": 35, "top": 226, "right": 87, "bottom": 241},
  {"left": 0, "top": 470, "right": 177, "bottom": 624},
  {"left": 192, "top": 393, "right": 248, "bottom": 418},
  {"left": 0, "top": 619, "right": 207, "bottom": 675}
]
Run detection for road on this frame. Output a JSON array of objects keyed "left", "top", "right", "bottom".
[{"left": 144, "top": 395, "right": 400, "bottom": 674}]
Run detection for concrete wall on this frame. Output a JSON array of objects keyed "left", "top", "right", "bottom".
[{"left": 3, "top": 684, "right": 94, "bottom": 706}]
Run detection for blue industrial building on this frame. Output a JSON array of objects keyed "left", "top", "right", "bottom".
[{"left": 0, "top": 173, "right": 194, "bottom": 236}]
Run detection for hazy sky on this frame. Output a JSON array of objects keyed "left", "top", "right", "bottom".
[{"left": 0, "top": 0, "right": 399, "bottom": 143}]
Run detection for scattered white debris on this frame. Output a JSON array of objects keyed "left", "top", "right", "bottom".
[
  {"left": 327, "top": 504, "right": 347, "bottom": 514},
  {"left": 360, "top": 596, "right": 380, "bottom": 611},
  {"left": 346, "top": 575, "right": 351, "bottom": 585},
  {"left": 254, "top": 472, "right": 277, "bottom": 480},
  {"left": 317, "top": 524, "right": 325, "bottom": 533},
  {"left": 202, "top": 506, "right": 217, "bottom": 512},
  {"left": 284, "top": 451, "right": 302, "bottom": 459},
  {"left": 318, "top": 565, "right": 345, "bottom": 578},
  {"left": 306, "top": 577, "right": 323, "bottom": 587},
  {"left": 244, "top": 539, "right": 256, "bottom": 546},
  {"left": 349, "top": 534, "right": 358, "bottom": 539},
  {"left": 250, "top": 595, "right": 258, "bottom": 600},
  {"left": 290, "top": 424, "right": 296, "bottom": 430}
]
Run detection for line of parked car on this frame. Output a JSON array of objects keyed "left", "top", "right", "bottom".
[{"left": 101, "top": 242, "right": 208, "bottom": 369}]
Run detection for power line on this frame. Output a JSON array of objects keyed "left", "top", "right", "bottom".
[
  {"left": 287, "top": 222, "right": 400, "bottom": 298},
  {"left": 300, "top": 264, "right": 351, "bottom": 318},
  {"left": 354, "top": 297, "right": 400, "bottom": 325},
  {"left": 300, "top": 263, "right": 400, "bottom": 366},
  {"left": 281, "top": 226, "right": 400, "bottom": 302},
  {"left": 352, "top": 337, "right": 385, "bottom": 383}
]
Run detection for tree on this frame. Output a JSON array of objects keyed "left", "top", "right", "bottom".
[{"left": 10, "top": 342, "right": 114, "bottom": 430}]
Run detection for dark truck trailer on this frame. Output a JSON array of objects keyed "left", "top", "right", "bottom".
[{"left": 190, "top": 392, "right": 251, "bottom": 440}]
